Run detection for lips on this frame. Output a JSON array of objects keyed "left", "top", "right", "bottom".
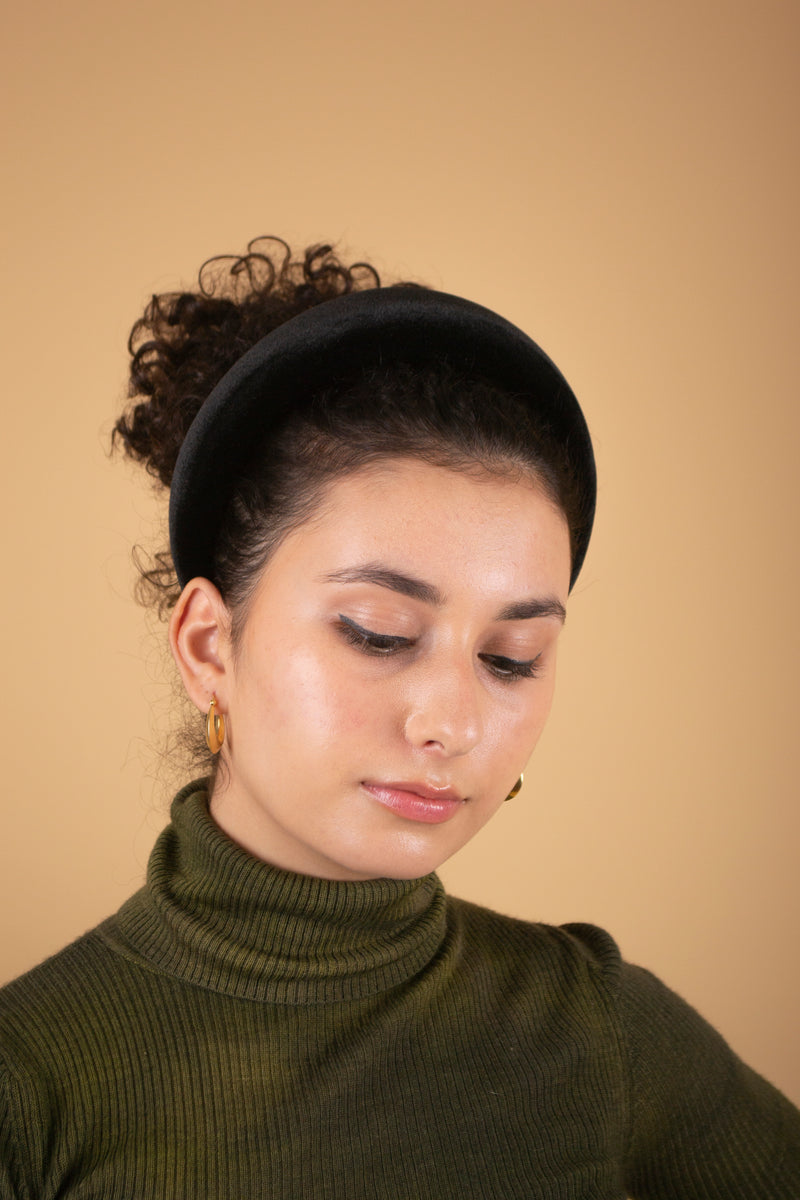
[
  {"left": 361, "top": 781, "right": 465, "bottom": 824},
  {"left": 379, "top": 781, "right": 463, "bottom": 803}
]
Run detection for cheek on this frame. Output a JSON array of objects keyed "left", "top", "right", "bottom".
[
  {"left": 268, "top": 646, "right": 386, "bottom": 745},
  {"left": 495, "top": 680, "right": 557, "bottom": 756}
]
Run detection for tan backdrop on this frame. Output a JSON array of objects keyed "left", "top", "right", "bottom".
[{"left": 2, "top": 0, "right": 798, "bottom": 1105}]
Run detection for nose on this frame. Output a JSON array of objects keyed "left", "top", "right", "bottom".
[{"left": 403, "top": 655, "right": 484, "bottom": 758}]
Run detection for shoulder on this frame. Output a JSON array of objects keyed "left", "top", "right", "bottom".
[
  {"left": 441, "top": 895, "right": 636, "bottom": 1059},
  {"left": 443, "top": 896, "right": 744, "bottom": 1055},
  {"left": 0, "top": 904, "right": 166, "bottom": 1077},
  {"left": 0, "top": 906, "right": 181, "bottom": 1186},
  {"left": 0, "top": 905, "right": 143, "bottom": 1003},
  {"left": 0, "top": 926, "right": 123, "bottom": 1185},
  {"left": 1, "top": 926, "right": 116, "bottom": 1028},
  {"left": 445, "top": 898, "right": 800, "bottom": 1186},
  {"left": 445, "top": 893, "right": 622, "bottom": 988},
  {"left": 441, "top": 896, "right": 773, "bottom": 1080}
]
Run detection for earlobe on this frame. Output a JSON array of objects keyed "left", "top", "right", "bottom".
[{"left": 169, "top": 577, "right": 231, "bottom": 713}]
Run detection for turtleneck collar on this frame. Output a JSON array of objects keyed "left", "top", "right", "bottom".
[{"left": 109, "top": 783, "right": 449, "bottom": 1005}]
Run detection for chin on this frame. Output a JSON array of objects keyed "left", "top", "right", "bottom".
[{"left": 334, "top": 838, "right": 455, "bottom": 882}]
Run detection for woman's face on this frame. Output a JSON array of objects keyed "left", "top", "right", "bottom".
[{"left": 210, "top": 458, "right": 572, "bottom": 880}]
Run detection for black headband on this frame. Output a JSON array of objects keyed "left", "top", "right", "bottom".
[{"left": 169, "top": 286, "right": 596, "bottom": 590}]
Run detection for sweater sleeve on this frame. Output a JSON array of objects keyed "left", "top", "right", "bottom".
[
  {"left": 618, "top": 962, "right": 800, "bottom": 1198},
  {"left": 0, "top": 1058, "right": 34, "bottom": 1200}
]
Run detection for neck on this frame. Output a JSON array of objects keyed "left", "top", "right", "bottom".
[{"left": 112, "top": 783, "right": 450, "bottom": 1004}]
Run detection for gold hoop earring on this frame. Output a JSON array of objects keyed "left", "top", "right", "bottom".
[
  {"left": 205, "top": 696, "right": 226, "bottom": 754},
  {"left": 505, "top": 774, "right": 523, "bottom": 802}
]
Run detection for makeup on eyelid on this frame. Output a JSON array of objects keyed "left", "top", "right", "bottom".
[
  {"left": 337, "top": 613, "right": 412, "bottom": 654},
  {"left": 336, "top": 614, "right": 546, "bottom": 680}
]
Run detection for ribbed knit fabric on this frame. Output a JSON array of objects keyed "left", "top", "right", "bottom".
[{"left": 1, "top": 784, "right": 798, "bottom": 1199}]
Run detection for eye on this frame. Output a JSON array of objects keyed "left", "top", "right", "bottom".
[
  {"left": 337, "top": 614, "right": 413, "bottom": 657},
  {"left": 479, "top": 653, "right": 542, "bottom": 682}
]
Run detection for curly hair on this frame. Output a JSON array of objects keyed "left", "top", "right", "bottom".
[
  {"left": 113, "top": 238, "right": 386, "bottom": 615},
  {"left": 115, "top": 237, "right": 382, "bottom": 491}
]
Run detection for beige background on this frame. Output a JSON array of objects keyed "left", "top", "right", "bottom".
[{"left": 2, "top": 0, "right": 798, "bottom": 1106}]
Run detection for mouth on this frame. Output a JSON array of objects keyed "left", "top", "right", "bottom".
[{"left": 361, "top": 781, "right": 466, "bottom": 824}]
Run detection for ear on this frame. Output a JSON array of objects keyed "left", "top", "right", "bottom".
[{"left": 169, "top": 577, "right": 231, "bottom": 714}]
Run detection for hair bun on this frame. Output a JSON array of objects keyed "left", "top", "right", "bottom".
[{"left": 113, "top": 238, "right": 382, "bottom": 487}]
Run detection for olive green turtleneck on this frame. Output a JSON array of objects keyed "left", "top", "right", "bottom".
[{"left": 1, "top": 783, "right": 798, "bottom": 1199}]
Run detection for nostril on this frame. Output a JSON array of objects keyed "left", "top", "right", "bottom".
[{"left": 403, "top": 698, "right": 483, "bottom": 757}]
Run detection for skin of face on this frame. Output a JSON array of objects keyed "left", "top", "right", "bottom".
[{"left": 177, "top": 458, "right": 572, "bottom": 881}]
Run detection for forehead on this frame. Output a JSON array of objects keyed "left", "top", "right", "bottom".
[{"left": 260, "top": 459, "right": 572, "bottom": 603}]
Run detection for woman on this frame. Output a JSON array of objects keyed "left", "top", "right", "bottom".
[{"left": 1, "top": 239, "right": 797, "bottom": 1197}]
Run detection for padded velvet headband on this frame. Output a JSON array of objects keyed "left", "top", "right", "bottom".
[{"left": 169, "top": 286, "right": 596, "bottom": 590}]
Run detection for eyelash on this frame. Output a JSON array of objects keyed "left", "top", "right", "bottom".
[
  {"left": 480, "top": 654, "right": 542, "bottom": 681},
  {"left": 338, "top": 615, "right": 411, "bottom": 656},
  {"left": 337, "top": 615, "right": 542, "bottom": 681}
]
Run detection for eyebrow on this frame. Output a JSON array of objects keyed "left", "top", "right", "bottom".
[
  {"left": 495, "top": 597, "right": 567, "bottom": 623},
  {"left": 322, "top": 564, "right": 443, "bottom": 606},
  {"left": 321, "top": 563, "right": 567, "bottom": 624}
]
